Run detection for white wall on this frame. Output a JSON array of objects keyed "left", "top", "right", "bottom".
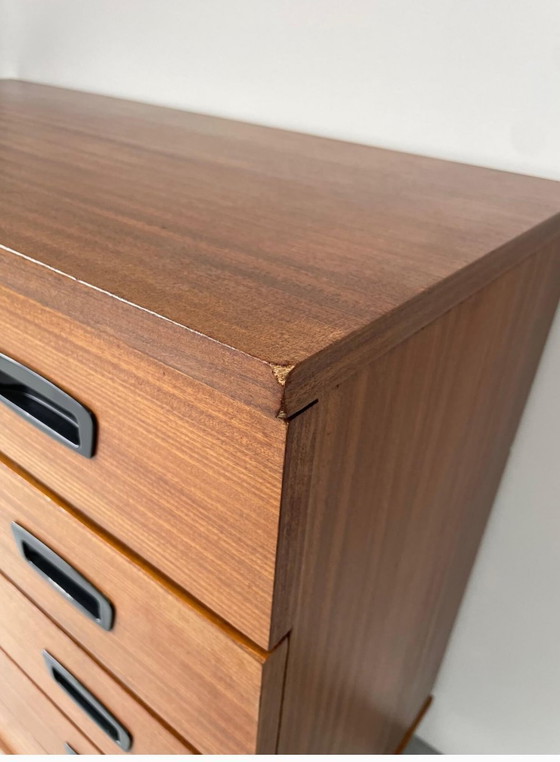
[
  {"left": 1, "top": 1, "right": 559, "bottom": 753},
  {"left": 3, "top": 0, "right": 560, "bottom": 181},
  {"left": 0, "top": 1, "right": 17, "bottom": 76},
  {"left": 419, "top": 313, "right": 560, "bottom": 754}
]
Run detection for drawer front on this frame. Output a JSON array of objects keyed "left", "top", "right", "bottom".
[
  {"left": 0, "top": 285, "right": 287, "bottom": 647},
  {"left": 0, "top": 705, "right": 47, "bottom": 755},
  {"left": 0, "top": 647, "right": 101, "bottom": 755},
  {"left": 0, "top": 455, "right": 286, "bottom": 754},
  {"left": 0, "top": 573, "right": 194, "bottom": 755},
  {"left": 0, "top": 717, "right": 42, "bottom": 755}
]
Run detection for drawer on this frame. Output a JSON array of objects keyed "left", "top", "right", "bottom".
[
  {"left": 0, "top": 455, "right": 287, "bottom": 754},
  {"left": 0, "top": 704, "right": 46, "bottom": 755},
  {"left": 0, "top": 647, "right": 101, "bottom": 755},
  {"left": 0, "top": 285, "right": 287, "bottom": 647},
  {"left": 0, "top": 572, "right": 195, "bottom": 755},
  {"left": 0, "top": 719, "right": 40, "bottom": 755}
]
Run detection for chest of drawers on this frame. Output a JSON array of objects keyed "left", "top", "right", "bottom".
[{"left": 0, "top": 79, "right": 558, "bottom": 754}]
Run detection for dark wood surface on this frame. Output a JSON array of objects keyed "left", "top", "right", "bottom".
[
  {"left": 0, "top": 284, "right": 287, "bottom": 647},
  {"left": 0, "top": 648, "right": 102, "bottom": 755},
  {"left": 0, "top": 454, "right": 286, "bottom": 754},
  {"left": 394, "top": 696, "right": 433, "bottom": 755},
  {"left": 0, "top": 571, "right": 196, "bottom": 754},
  {"left": 1, "top": 80, "right": 559, "bottom": 416},
  {"left": 277, "top": 246, "right": 560, "bottom": 753},
  {"left": 0, "top": 81, "right": 559, "bottom": 755},
  {"left": 270, "top": 400, "right": 319, "bottom": 645}
]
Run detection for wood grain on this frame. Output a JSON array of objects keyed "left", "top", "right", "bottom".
[
  {"left": 0, "top": 572, "right": 196, "bottom": 754},
  {"left": 281, "top": 215, "right": 560, "bottom": 416},
  {"left": 0, "top": 455, "right": 286, "bottom": 754},
  {"left": 277, "top": 245, "right": 560, "bottom": 753},
  {"left": 1, "top": 81, "right": 560, "bottom": 417},
  {"left": 0, "top": 707, "right": 44, "bottom": 755},
  {"left": 394, "top": 696, "right": 433, "bottom": 754},
  {"left": 0, "top": 286, "right": 287, "bottom": 648},
  {"left": 270, "top": 401, "right": 319, "bottom": 646},
  {"left": 0, "top": 648, "right": 102, "bottom": 755},
  {"left": 0, "top": 80, "right": 559, "bottom": 755},
  {"left": 256, "top": 637, "right": 289, "bottom": 754},
  {"left": 0, "top": 250, "right": 283, "bottom": 418},
  {"left": 0, "top": 733, "right": 11, "bottom": 755}
]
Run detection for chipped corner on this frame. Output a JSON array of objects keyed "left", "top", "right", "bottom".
[
  {"left": 271, "top": 363, "right": 295, "bottom": 388},
  {"left": 270, "top": 363, "right": 296, "bottom": 419}
]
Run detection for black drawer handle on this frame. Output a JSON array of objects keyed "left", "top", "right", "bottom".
[
  {"left": 12, "top": 523, "right": 114, "bottom": 631},
  {"left": 43, "top": 652, "right": 132, "bottom": 752},
  {"left": 0, "top": 353, "right": 96, "bottom": 457}
]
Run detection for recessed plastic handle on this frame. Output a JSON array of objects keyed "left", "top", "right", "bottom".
[
  {"left": 12, "top": 523, "right": 114, "bottom": 631},
  {"left": 43, "top": 652, "right": 132, "bottom": 752},
  {"left": 0, "top": 353, "right": 96, "bottom": 457},
  {"left": 64, "top": 743, "right": 78, "bottom": 754}
]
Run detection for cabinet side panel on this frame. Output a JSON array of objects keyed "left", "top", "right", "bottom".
[
  {"left": 278, "top": 243, "right": 560, "bottom": 754},
  {"left": 256, "top": 636, "right": 289, "bottom": 753},
  {"left": 270, "top": 401, "right": 319, "bottom": 646}
]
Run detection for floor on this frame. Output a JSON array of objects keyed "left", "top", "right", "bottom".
[{"left": 404, "top": 736, "right": 440, "bottom": 754}]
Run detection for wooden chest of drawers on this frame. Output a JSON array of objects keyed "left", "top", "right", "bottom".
[{"left": 0, "top": 79, "right": 558, "bottom": 754}]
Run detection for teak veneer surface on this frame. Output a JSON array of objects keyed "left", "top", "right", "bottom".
[
  {"left": 0, "top": 648, "right": 102, "bottom": 755},
  {"left": 0, "top": 572, "right": 195, "bottom": 755},
  {"left": 0, "top": 734, "right": 11, "bottom": 755},
  {"left": 0, "top": 712, "right": 39, "bottom": 756},
  {"left": 1, "top": 80, "right": 560, "bottom": 416},
  {"left": 0, "top": 284, "right": 287, "bottom": 647},
  {"left": 0, "top": 455, "right": 286, "bottom": 755},
  {"left": 0, "top": 80, "right": 559, "bottom": 755},
  {"left": 277, "top": 246, "right": 560, "bottom": 753}
]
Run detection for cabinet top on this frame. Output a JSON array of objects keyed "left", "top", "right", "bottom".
[{"left": 1, "top": 80, "right": 559, "bottom": 417}]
